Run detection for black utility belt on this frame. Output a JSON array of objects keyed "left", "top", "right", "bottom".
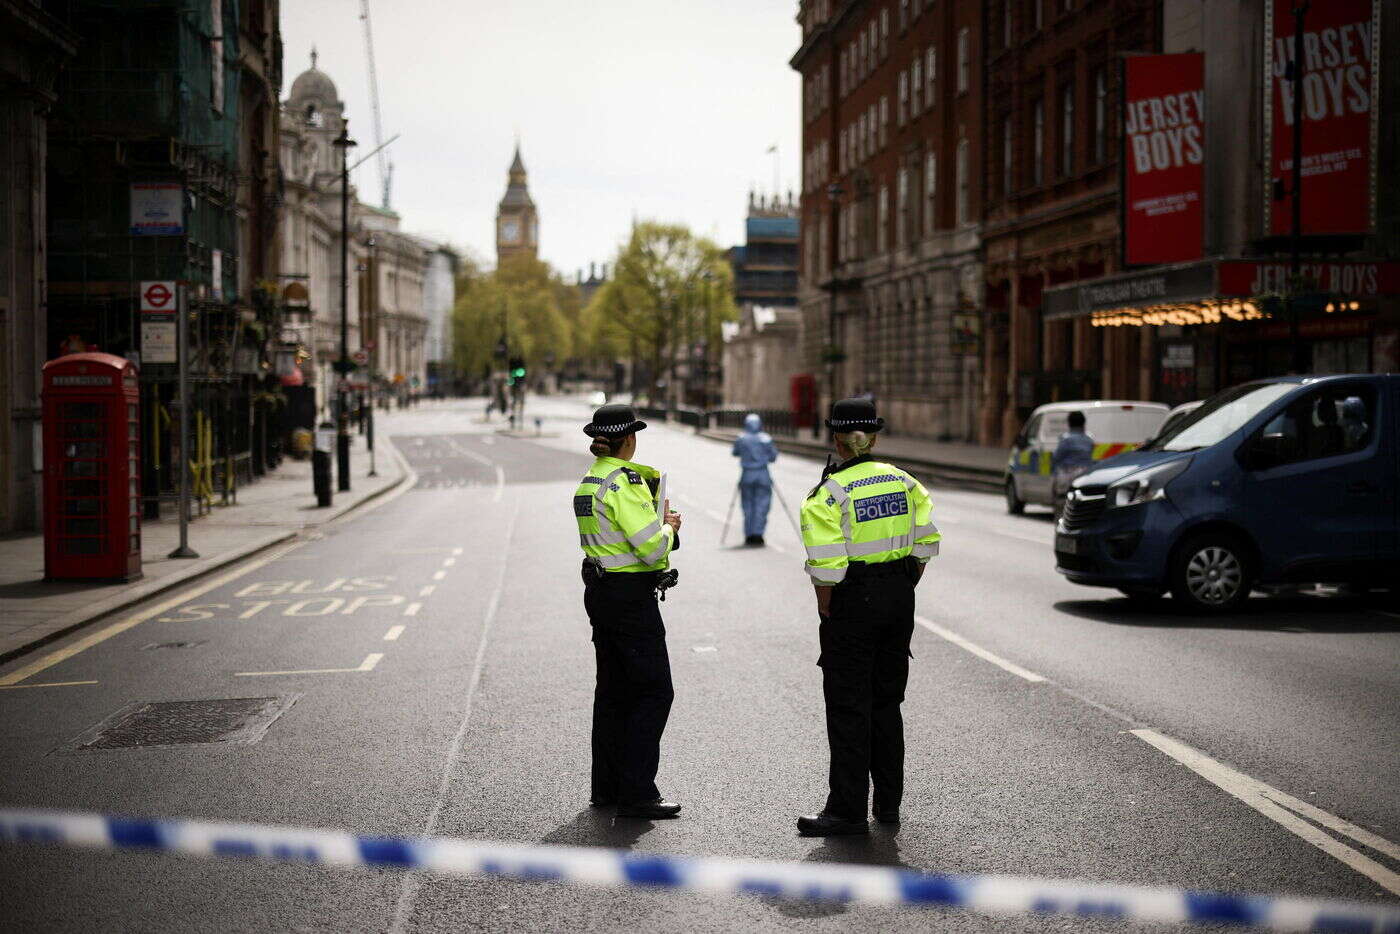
[{"left": 843, "top": 557, "right": 917, "bottom": 581}]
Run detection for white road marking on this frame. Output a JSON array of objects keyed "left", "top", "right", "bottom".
[
  {"left": 403, "top": 602, "right": 422, "bottom": 617},
  {"left": 432, "top": 570, "right": 446, "bottom": 581},
  {"left": 1131, "top": 729, "right": 1400, "bottom": 896},
  {"left": 493, "top": 465, "right": 505, "bottom": 503},
  {"left": 915, "top": 616, "right": 1046, "bottom": 683},
  {"left": 0, "top": 680, "right": 98, "bottom": 691},
  {"left": 233, "top": 653, "right": 383, "bottom": 677},
  {"left": 451, "top": 547, "right": 464, "bottom": 555},
  {"left": 390, "top": 494, "right": 520, "bottom": 933},
  {"left": 480, "top": 436, "right": 495, "bottom": 445},
  {"left": 419, "top": 585, "right": 435, "bottom": 597},
  {"left": 446, "top": 439, "right": 493, "bottom": 467},
  {"left": 383, "top": 625, "right": 405, "bottom": 641},
  {"left": 442, "top": 557, "right": 456, "bottom": 567},
  {"left": 692, "top": 645, "right": 717, "bottom": 653}
]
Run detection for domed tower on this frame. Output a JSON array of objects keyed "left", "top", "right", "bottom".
[
  {"left": 496, "top": 144, "right": 538, "bottom": 263},
  {"left": 286, "top": 49, "right": 344, "bottom": 176}
]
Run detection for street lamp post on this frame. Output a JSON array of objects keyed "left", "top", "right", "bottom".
[{"left": 333, "top": 122, "right": 358, "bottom": 492}]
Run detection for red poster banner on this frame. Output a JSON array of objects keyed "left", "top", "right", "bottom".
[
  {"left": 1122, "top": 53, "right": 1204, "bottom": 266},
  {"left": 1266, "top": 0, "right": 1377, "bottom": 236}
]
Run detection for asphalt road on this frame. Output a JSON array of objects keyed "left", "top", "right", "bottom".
[{"left": 1, "top": 395, "right": 1396, "bottom": 933}]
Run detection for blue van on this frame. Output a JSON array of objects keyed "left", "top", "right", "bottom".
[{"left": 1054, "top": 375, "right": 1398, "bottom": 613}]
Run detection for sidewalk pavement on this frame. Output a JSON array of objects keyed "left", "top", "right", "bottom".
[
  {"left": 699, "top": 426, "right": 1007, "bottom": 493},
  {"left": 0, "top": 432, "right": 409, "bottom": 666}
]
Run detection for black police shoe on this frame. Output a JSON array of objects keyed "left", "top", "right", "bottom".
[
  {"left": 874, "top": 810, "right": 900, "bottom": 824},
  {"left": 797, "top": 812, "right": 870, "bottom": 836},
  {"left": 617, "top": 799, "right": 682, "bottom": 819},
  {"left": 589, "top": 796, "right": 616, "bottom": 808}
]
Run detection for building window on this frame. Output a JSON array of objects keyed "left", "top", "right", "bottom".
[
  {"left": 877, "top": 185, "right": 889, "bottom": 253},
  {"left": 955, "top": 138, "right": 970, "bottom": 225},
  {"left": 1001, "top": 113, "right": 1014, "bottom": 197},
  {"left": 924, "top": 151, "right": 937, "bottom": 235},
  {"left": 1093, "top": 66, "right": 1108, "bottom": 163},
  {"left": 1060, "top": 81, "right": 1075, "bottom": 176},
  {"left": 956, "top": 29, "right": 970, "bottom": 94},
  {"left": 896, "top": 167, "right": 910, "bottom": 246},
  {"left": 878, "top": 98, "right": 888, "bottom": 148},
  {"left": 911, "top": 57, "right": 922, "bottom": 113},
  {"left": 1003, "top": 0, "right": 1013, "bottom": 48},
  {"left": 1032, "top": 98, "right": 1044, "bottom": 185},
  {"left": 926, "top": 47, "right": 937, "bottom": 105},
  {"left": 881, "top": 8, "right": 890, "bottom": 58},
  {"left": 899, "top": 0, "right": 909, "bottom": 31},
  {"left": 840, "top": 128, "right": 848, "bottom": 172},
  {"left": 898, "top": 71, "right": 908, "bottom": 125}
]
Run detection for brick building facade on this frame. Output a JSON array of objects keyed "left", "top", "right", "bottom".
[{"left": 794, "top": 0, "right": 985, "bottom": 441}]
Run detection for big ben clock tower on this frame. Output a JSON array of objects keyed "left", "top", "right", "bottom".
[{"left": 495, "top": 144, "right": 538, "bottom": 263}]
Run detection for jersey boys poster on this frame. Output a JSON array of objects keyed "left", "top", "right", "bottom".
[
  {"left": 1265, "top": 0, "right": 1378, "bottom": 236},
  {"left": 1122, "top": 53, "right": 1205, "bottom": 266}
]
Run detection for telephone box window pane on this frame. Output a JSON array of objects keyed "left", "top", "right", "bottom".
[
  {"left": 130, "top": 535, "right": 141, "bottom": 553},
  {"left": 129, "top": 441, "right": 139, "bottom": 458},
  {"left": 130, "top": 497, "right": 139, "bottom": 516},
  {"left": 129, "top": 516, "right": 139, "bottom": 533},
  {"left": 62, "top": 421, "right": 104, "bottom": 438},
  {"left": 129, "top": 479, "right": 138, "bottom": 495},
  {"left": 63, "top": 403, "right": 102, "bottom": 419},
  {"left": 64, "top": 461, "right": 101, "bottom": 477},
  {"left": 64, "top": 441, "right": 106, "bottom": 459},
  {"left": 65, "top": 518, "right": 103, "bottom": 536},
  {"left": 128, "top": 404, "right": 138, "bottom": 420},
  {"left": 64, "top": 498, "right": 102, "bottom": 516},
  {"left": 61, "top": 538, "right": 103, "bottom": 555},
  {"left": 64, "top": 478, "right": 102, "bottom": 497}
]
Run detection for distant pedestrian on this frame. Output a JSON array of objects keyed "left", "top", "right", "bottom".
[
  {"left": 574, "top": 404, "right": 684, "bottom": 820},
  {"left": 732, "top": 413, "right": 778, "bottom": 546},
  {"left": 1051, "top": 410, "right": 1096, "bottom": 505},
  {"left": 797, "top": 397, "right": 940, "bottom": 836}
]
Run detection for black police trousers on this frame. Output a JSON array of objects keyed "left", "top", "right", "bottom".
[
  {"left": 818, "top": 563, "right": 916, "bottom": 821},
  {"left": 582, "top": 564, "right": 674, "bottom": 806}
]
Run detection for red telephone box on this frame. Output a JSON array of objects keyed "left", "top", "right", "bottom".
[{"left": 42, "top": 353, "right": 142, "bottom": 581}]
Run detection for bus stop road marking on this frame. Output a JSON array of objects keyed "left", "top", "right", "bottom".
[{"left": 233, "top": 653, "right": 384, "bottom": 677}]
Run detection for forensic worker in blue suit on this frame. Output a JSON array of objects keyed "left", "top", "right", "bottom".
[{"left": 732, "top": 413, "right": 778, "bottom": 546}]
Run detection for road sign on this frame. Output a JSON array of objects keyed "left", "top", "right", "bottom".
[
  {"left": 140, "top": 281, "right": 177, "bottom": 313},
  {"left": 352, "top": 349, "right": 369, "bottom": 365}
]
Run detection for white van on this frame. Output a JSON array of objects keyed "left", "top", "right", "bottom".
[{"left": 1005, "top": 400, "right": 1169, "bottom": 513}]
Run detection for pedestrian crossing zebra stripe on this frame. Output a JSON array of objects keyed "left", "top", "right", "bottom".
[{"left": 0, "top": 808, "right": 1395, "bottom": 931}]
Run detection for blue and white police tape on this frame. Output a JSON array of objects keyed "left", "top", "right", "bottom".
[{"left": 2, "top": 808, "right": 1397, "bottom": 932}]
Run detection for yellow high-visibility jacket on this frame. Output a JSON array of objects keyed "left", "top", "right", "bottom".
[
  {"left": 800, "top": 456, "right": 940, "bottom": 585},
  {"left": 574, "top": 456, "right": 674, "bottom": 572}
]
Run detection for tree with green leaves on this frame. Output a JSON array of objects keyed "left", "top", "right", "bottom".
[
  {"left": 581, "top": 221, "right": 737, "bottom": 405},
  {"left": 452, "top": 253, "right": 581, "bottom": 384}
]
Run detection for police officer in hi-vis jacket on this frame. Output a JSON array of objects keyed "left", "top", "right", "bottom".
[
  {"left": 574, "top": 404, "right": 684, "bottom": 820},
  {"left": 797, "top": 398, "right": 941, "bottom": 836}
]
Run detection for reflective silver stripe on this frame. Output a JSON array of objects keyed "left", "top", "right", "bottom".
[
  {"left": 591, "top": 469, "right": 626, "bottom": 533},
  {"left": 913, "top": 522, "right": 939, "bottom": 539},
  {"left": 804, "top": 542, "right": 848, "bottom": 560},
  {"left": 642, "top": 530, "right": 671, "bottom": 566},
  {"left": 806, "top": 562, "right": 847, "bottom": 583},
  {"left": 848, "top": 534, "right": 912, "bottom": 557},
  {"left": 822, "top": 478, "right": 850, "bottom": 506},
  {"left": 594, "top": 551, "right": 642, "bottom": 569},
  {"left": 912, "top": 541, "right": 939, "bottom": 559},
  {"left": 581, "top": 532, "right": 627, "bottom": 547},
  {"left": 627, "top": 519, "right": 663, "bottom": 551}
]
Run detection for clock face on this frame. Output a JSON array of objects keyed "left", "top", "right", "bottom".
[{"left": 501, "top": 219, "right": 520, "bottom": 243}]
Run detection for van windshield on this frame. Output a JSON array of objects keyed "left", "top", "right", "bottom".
[
  {"left": 1153, "top": 383, "right": 1297, "bottom": 452},
  {"left": 1036, "top": 407, "right": 1166, "bottom": 444}
]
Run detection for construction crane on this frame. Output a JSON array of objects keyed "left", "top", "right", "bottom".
[{"left": 359, "top": 0, "right": 393, "bottom": 210}]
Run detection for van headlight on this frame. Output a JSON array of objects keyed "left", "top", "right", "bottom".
[{"left": 1107, "top": 458, "right": 1191, "bottom": 509}]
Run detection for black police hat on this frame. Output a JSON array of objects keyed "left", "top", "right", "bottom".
[
  {"left": 583, "top": 403, "right": 648, "bottom": 438},
  {"left": 825, "top": 397, "right": 885, "bottom": 432}
]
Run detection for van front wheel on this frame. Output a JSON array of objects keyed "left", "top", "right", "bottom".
[
  {"left": 1169, "top": 534, "right": 1253, "bottom": 613},
  {"left": 1005, "top": 479, "right": 1025, "bottom": 515}
]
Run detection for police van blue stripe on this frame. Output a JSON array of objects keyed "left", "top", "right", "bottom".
[{"left": 0, "top": 808, "right": 1396, "bottom": 932}]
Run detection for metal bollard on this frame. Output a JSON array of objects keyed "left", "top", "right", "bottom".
[{"left": 313, "top": 421, "right": 334, "bottom": 508}]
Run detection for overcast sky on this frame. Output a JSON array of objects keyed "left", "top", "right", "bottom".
[{"left": 281, "top": 1, "right": 802, "bottom": 279}]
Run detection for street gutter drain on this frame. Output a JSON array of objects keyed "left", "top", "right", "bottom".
[{"left": 61, "top": 695, "right": 301, "bottom": 752}]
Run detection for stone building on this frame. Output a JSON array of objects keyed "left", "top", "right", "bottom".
[
  {"left": 793, "top": 0, "right": 986, "bottom": 442},
  {"left": 496, "top": 145, "right": 538, "bottom": 264},
  {"left": 278, "top": 53, "right": 433, "bottom": 413},
  {"left": 980, "top": 0, "right": 1161, "bottom": 445},
  {"left": 421, "top": 243, "right": 460, "bottom": 394},
  {"left": 0, "top": 0, "right": 75, "bottom": 533},
  {"left": 721, "top": 191, "right": 802, "bottom": 412}
]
